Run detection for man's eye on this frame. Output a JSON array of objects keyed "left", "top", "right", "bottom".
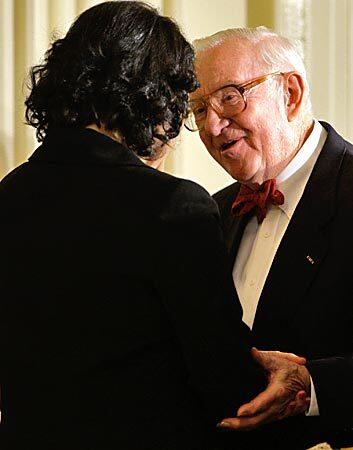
[
  {"left": 222, "top": 92, "right": 240, "bottom": 103},
  {"left": 193, "top": 106, "right": 206, "bottom": 117}
]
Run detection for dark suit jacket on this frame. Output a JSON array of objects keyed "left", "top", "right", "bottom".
[
  {"left": 214, "top": 122, "right": 353, "bottom": 449},
  {"left": 0, "top": 128, "right": 264, "bottom": 450}
]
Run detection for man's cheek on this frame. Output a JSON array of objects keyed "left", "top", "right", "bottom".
[
  {"left": 200, "top": 133, "right": 213, "bottom": 152},
  {"left": 199, "top": 132, "right": 207, "bottom": 145}
]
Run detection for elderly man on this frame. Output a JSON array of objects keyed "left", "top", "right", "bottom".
[{"left": 188, "top": 27, "right": 353, "bottom": 449}]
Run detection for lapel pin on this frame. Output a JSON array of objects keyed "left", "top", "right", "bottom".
[{"left": 306, "top": 255, "right": 315, "bottom": 265}]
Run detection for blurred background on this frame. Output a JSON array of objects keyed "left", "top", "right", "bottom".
[{"left": 0, "top": 0, "right": 352, "bottom": 193}]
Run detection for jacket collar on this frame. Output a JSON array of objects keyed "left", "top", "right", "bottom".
[
  {"left": 299, "top": 120, "right": 346, "bottom": 228},
  {"left": 29, "top": 127, "right": 148, "bottom": 168},
  {"left": 252, "top": 121, "right": 347, "bottom": 343}
]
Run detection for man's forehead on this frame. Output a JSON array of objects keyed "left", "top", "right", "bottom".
[{"left": 194, "top": 38, "right": 259, "bottom": 95}]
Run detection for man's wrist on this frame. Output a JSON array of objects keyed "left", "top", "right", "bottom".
[{"left": 298, "top": 365, "right": 311, "bottom": 395}]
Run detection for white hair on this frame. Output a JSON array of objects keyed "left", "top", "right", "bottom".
[
  {"left": 194, "top": 26, "right": 312, "bottom": 118},
  {"left": 194, "top": 26, "right": 306, "bottom": 76}
]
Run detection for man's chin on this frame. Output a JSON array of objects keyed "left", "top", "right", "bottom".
[{"left": 226, "top": 167, "right": 258, "bottom": 184}]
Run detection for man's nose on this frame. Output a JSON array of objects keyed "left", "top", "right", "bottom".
[{"left": 203, "top": 106, "right": 231, "bottom": 136}]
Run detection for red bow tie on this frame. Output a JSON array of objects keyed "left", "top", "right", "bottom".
[{"left": 231, "top": 179, "right": 284, "bottom": 224}]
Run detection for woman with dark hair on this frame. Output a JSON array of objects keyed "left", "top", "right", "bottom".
[{"left": 0, "top": 2, "right": 266, "bottom": 449}]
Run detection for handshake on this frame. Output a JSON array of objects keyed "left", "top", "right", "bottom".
[{"left": 218, "top": 348, "right": 311, "bottom": 430}]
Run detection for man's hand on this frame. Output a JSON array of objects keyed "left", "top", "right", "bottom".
[{"left": 218, "top": 348, "right": 311, "bottom": 430}]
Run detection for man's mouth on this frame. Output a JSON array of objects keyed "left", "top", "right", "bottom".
[{"left": 220, "top": 138, "right": 242, "bottom": 151}]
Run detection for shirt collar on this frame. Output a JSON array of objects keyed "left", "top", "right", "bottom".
[{"left": 276, "top": 120, "right": 328, "bottom": 219}]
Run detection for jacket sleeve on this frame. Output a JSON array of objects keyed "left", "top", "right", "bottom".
[
  {"left": 307, "top": 355, "right": 353, "bottom": 427},
  {"left": 154, "top": 179, "right": 265, "bottom": 424}
]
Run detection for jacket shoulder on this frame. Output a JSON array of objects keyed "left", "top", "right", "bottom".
[
  {"left": 155, "top": 172, "right": 219, "bottom": 222},
  {"left": 212, "top": 181, "right": 239, "bottom": 211},
  {"left": 0, "top": 163, "right": 28, "bottom": 186}
]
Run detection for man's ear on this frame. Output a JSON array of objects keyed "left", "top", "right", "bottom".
[{"left": 284, "top": 72, "right": 306, "bottom": 121}]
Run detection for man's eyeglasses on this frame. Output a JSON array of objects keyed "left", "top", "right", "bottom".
[{"left": 185, "top": 71, "right": 285, "bottom": 132}]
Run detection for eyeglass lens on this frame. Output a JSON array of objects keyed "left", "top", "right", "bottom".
[{"left": 186, "top": 86, "right": 245, "bottom": 131}]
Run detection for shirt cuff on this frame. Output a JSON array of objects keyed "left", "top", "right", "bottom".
[{"left": 306, "top": 375, "right": 320, "bottom": 416}]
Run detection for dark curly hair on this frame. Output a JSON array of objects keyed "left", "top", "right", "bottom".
[{"left": 25, "top": 1, "right": 198, "bottom": 158}]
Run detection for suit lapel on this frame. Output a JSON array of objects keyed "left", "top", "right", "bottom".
[
  {"left": 227, "top": 213, "right": 252, "bottom": 262},
  {"left": 252, "top": 123, "right": 347, "bottom": 344},
  {"left": 215, "top": 183, "right": 252, "bottom": 261}
]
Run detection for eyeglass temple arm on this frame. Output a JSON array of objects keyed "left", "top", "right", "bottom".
[{"left": 237, "top": 71, "right": 283, "bottom": 94}]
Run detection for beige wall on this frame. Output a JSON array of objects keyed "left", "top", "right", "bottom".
[
  {"left": 247, "top": 0, "right": 274, "bottom": 28},
  {"left": 0, "top": 0, "right": 15, "bottom": 173},
  {"left": 163, "top": 0, "right": 246, "bottom": 193}
]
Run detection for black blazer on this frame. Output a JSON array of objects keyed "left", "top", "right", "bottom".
[
  {"left": 0, "top": 128, "right": 263, "bottom": 450},
  {"left": 214, "top": 122, "right": 353, "bottom": 449}
]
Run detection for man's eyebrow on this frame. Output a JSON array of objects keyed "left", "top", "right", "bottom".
[
  {"left": 197, "top": 80, "right": 244, "bottom": 96},
  {"left": 222, "top": 79, "right": 241, "bottom": 85},
  {"left": 189, "top": 95, "right": 204, "bottom": 102},
  {"left": 189, "top": 79, "right": 245, "bottom": 102}
]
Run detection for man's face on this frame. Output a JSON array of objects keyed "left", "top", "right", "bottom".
[{"left": 193, "top": 39, "right": 291, "bottom": 185}]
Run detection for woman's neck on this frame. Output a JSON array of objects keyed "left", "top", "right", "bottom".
[
  {"left": 85, "top": 123, "right": 169, "bottom": 170},
  {"left": 86, "top": 123, "right": 123, "bottom": 143}
]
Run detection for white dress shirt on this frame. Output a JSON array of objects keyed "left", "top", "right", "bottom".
[{"left": 233, "top": 120, "right": 328, "bottom": 416}]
